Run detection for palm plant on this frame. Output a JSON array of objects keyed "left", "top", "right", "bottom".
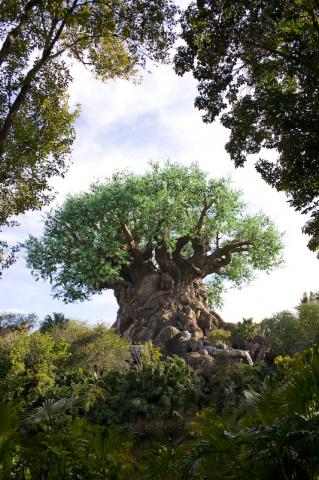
[
  {"left": 39, "top": 313, "right": 69, "bottom": 333},
  {"left": 24, "top": 397, "right": 84, "bottom": 431}
]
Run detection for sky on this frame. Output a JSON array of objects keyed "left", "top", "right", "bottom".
[{"left": 1, "top": 10, "right": 319, "bottom": 325}]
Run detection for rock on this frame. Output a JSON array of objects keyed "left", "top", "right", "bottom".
[
  {"left": 190, "top": 325, "right": 204, "bottom": 340},
  {"left": 168, "top": 331, "right": 192, "bottom": 355},
  {"left": 154, "top": 326, "right": 179, "bottom": 350},
  {"left": 188, "top": 339, "right": 203, "bottom": 352},
  {"left": 178, "top": 330, "right": 192, "bottom": 341},
  {"left": 199, "top": 349, "right": 208, "bottom": 355},
  {"left": 198, "top": 312, "right": 216, "bottom": 335},
  {"left": 247, "top": 342, "right": 261, "bottom": 359},
  {"left": 214, "top": 341, "right": 229, "bottom": 350},
  {"left": 200, "top": 364, "right": 215, "bottom": 379},
  {"left": 184, "top": 351, "right": 201, "bottom": 368},
  {"left": 256, "top": 346, "right": 271, "bottom": 362},
  {"left": 184, "top": 352, "right": 214, "bottom": 370},
  {"left": 205, "top": 346, "right": 253, "bottom": 365}
]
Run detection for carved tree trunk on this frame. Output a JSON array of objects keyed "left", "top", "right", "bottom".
[
  {"left": 113, "top": 272, "right": 221, "bottom": 355},
  {"left": 110, "top": 224, "right": 254, "bottom": 370}
]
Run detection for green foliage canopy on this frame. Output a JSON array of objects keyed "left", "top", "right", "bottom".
[
  {"left": 0, "top": 0, "right": 178, "bottom": 271},
  {"left": 175, "top": 0, "right": 319, "bottom": 253},
  {"left": 0, "top": 400, "right": 134, "bottom": 480},
  {"left": 25, "top": 162, "right": 283, "bottom": 303},
  {"left": 261, "top": 299, "right": 319, "bottom": 355}
]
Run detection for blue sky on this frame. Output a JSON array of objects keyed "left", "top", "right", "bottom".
[{"left": 1, "top": 41, "right": 319, "bottom": 326}]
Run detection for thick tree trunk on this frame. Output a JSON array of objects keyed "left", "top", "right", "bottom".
[
  {"left": 113, "top": 272, "right": 221, "bottom": 352},
  {"left": 112, "top": 272, "right": 253, "bottom": 372}
]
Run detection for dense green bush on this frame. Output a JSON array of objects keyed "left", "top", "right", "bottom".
[
  {"left": 1, "top": 299, "right": 319, "bottom": 478},
  {"left": 234, "top": 317, "right": 259, "bottom": 343},
  {"left": 0, "top": 400, "right": 135, "bottom": 480},
  {"left": 0, "top": 331, "right": 68, "bottom": 406},
  {"left": 208, "top": 355, "right": 273, "bottom": 414},
  {"left": 90, "top": 345, "right": 205, "bottom": 426},
  {"left": 230, "top": 298, "right": 319, "bottom": 357},
  {"left": 0, "top": 322, "right": 130, "bottom": 409}
]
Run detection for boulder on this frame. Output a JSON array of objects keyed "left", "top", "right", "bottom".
[
  {"left": 184, "top": 352, "right": 215, "bottom": 376},
  {"left": 167, "top": 331, "right": 192, "bottom": 355},
  {"left": 188, "top": 339, "right": 203, "bottom": 352},
  {"left": 154, "top": 326, "right": 179, "bottom": 350},
  {"left": 199, "top": 348, "right": 209, "bottom": 355},
  {"left": 205, "top": 346, "right": 253, "bottom": 365}
]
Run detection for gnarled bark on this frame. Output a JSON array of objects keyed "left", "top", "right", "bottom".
[
  {"left": 113, "top": 272, "right": 219, "bottom": 354},
  {"left": 109, "top": 224, "right": 254, "bottom": 369}
]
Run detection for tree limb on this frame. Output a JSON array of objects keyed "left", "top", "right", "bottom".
[
  {"left": 205, "top": 240, "right": 252, "bottom": 275},
  {"left": 122, "top": 224, "right": 139, "bottom": 252},
  {"left": 194, "top": 196, "right": 214, "bottom": 234},
  {"left": 0, "top": 0, "right": 79, "bottom": 157},
  {"left": 0, "top": 0, "right": 40, "bottom": 67},
  {"left": 155, "top": 240, "right": 172, "bottom": 273},
  {"left": 141, "top": 239, "right": 153, "bottom": 261},
  {"left": 307, "top": 7, "right": 319, "bottom": 35},
  {"left": 172, "top": 235, "right": 190, "bottom": 259}
]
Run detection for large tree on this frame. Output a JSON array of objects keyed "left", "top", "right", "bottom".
[
  {"left": 175, "top": 0, "right": 319, "bottom": 253},
  {"left": 0, "top": 0, "right": 177, "bottom": 272},
  {"left": 25, "top": 163, "right": 282, "bottom": 354}
]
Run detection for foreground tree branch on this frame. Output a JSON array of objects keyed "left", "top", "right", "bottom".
[
  {"left": 175, "top": 0, "right": 319, "bottom": 254},
  {"left": 0, "top": 0, "right": 40, "bottom": 67},
  {"left": 0, "top": 0, "right": 178, "bottom": 274}
]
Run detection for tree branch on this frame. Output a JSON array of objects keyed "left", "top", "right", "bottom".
[
  {"left": 307, "top": 7, "right": 319, "bottom": 35},
  {"left": 122, "top": 224, "right": 139, "bottom": 252},
  {"left": 155, "top": 240, "right": 172, "bottom": 273},
  {"left": 194, "top": 196, "right": 214, "bottom": 235},
  {"left": 205, "top": 240, "right": 252, "bottom": 275},
  {"left": 141, "top": 239, "right": 153, "bottom": 261},
  {"left": 172, "top": 235, "right": 190, "bottom": 258},
  {"left": 0, "top": 1, "right": 79, "bottom": 157},
  {"left": 0, "top": 0, "right": 40, "bottom": 67}
]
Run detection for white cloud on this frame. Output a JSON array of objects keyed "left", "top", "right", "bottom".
[{"left": 1, "top": 56, "right": 319, "bottom": 325}]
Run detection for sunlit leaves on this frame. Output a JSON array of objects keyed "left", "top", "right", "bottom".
[{"left": 25, "top": 162, "right": 282, "bottom": 302}]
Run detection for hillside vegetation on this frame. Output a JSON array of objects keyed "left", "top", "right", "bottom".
[{"left": 0, "top": 295, "right": 318, "bottom": 478}]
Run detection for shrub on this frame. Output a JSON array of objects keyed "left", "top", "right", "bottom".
[{"left": 90, "top": 346, "right": 205, "bottom": 426}]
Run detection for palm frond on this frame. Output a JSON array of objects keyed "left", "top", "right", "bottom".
[{"left": 24, "top": 396, "right": 84, "bottom": 427}]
